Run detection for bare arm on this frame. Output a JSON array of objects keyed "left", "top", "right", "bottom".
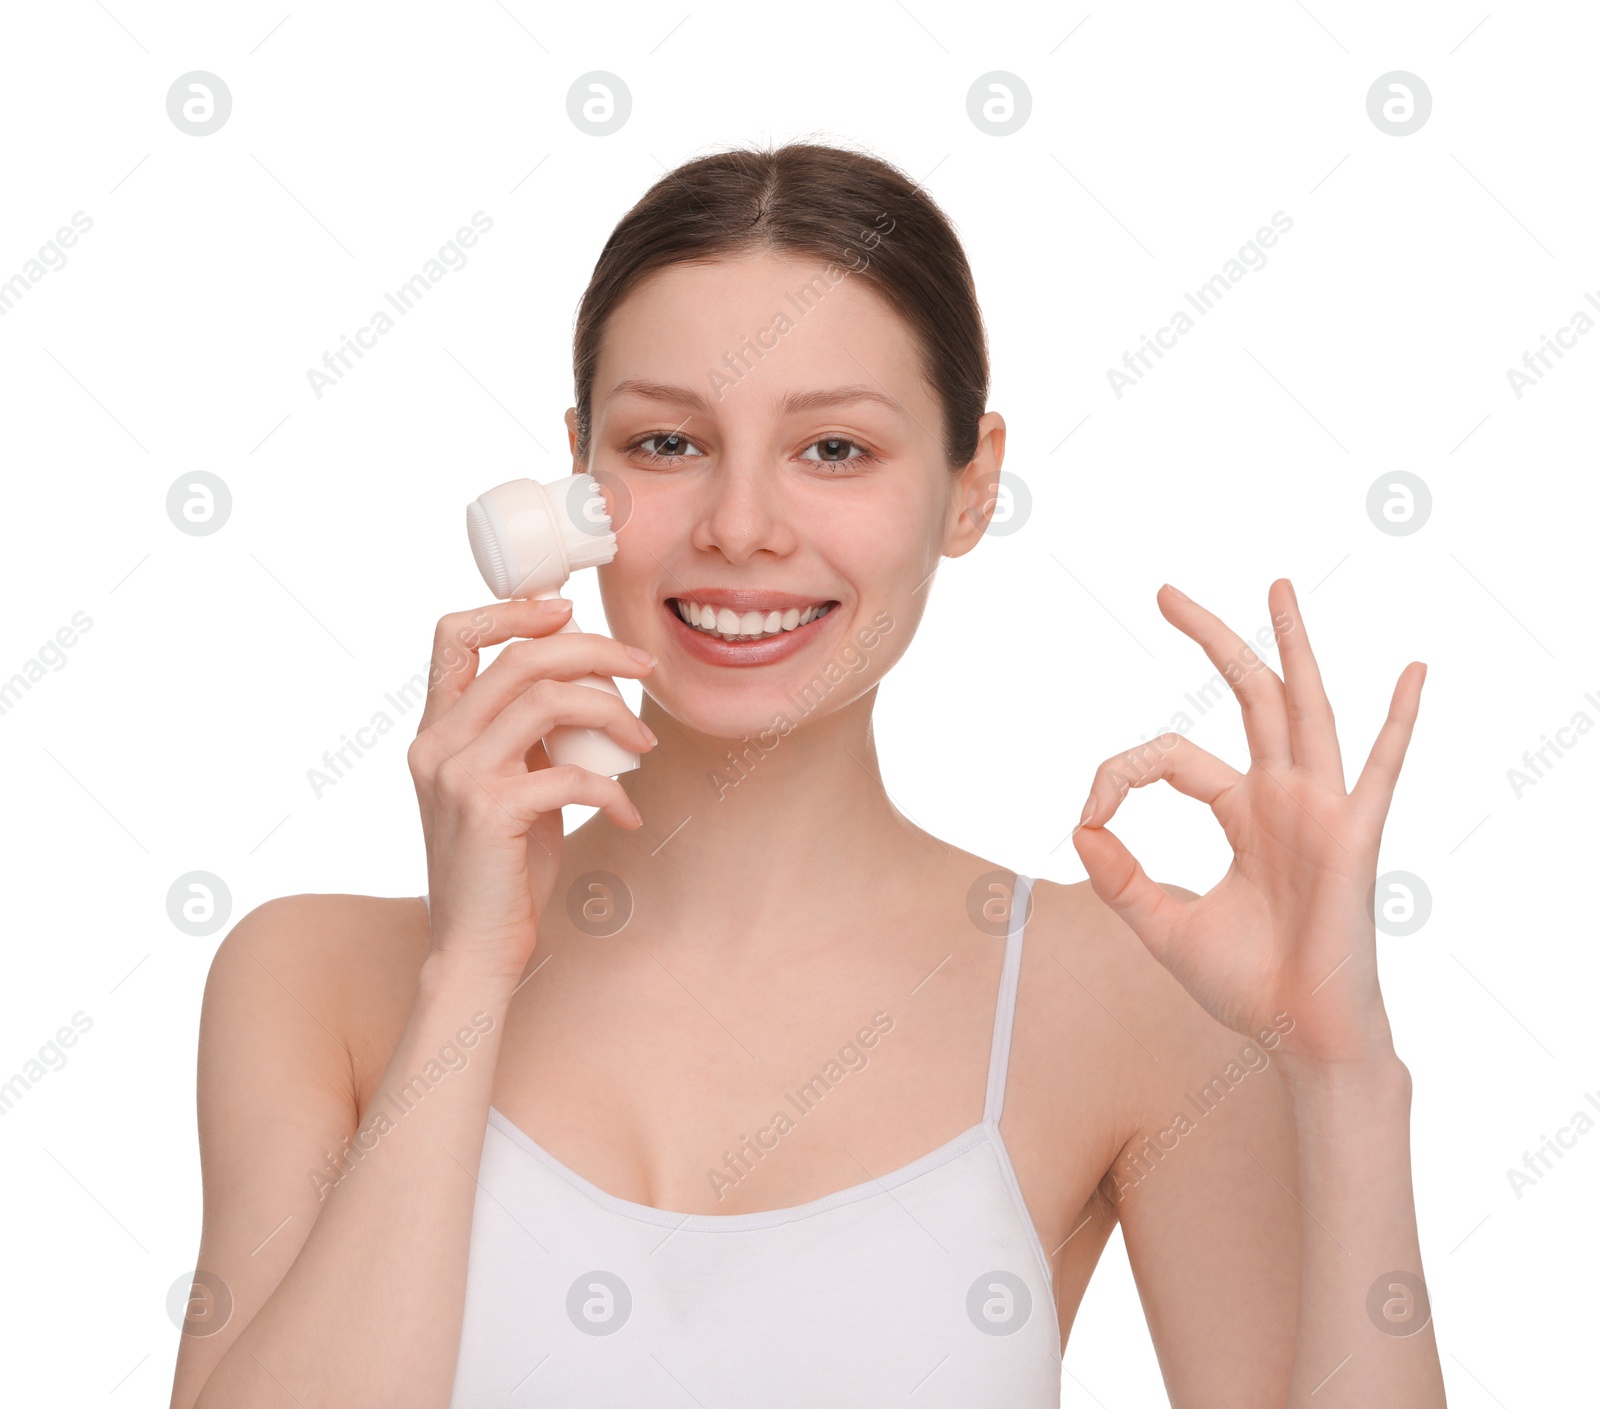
[
  {"left": 1278, "top": 1052, "right": 1438, "bottom": 1404},
  {"left": 171, "top": 901, "right": 517, "bottom": 1409},
  {"left": 170, "top": 595, "right": 657, "bottom": 1409},
  {"left": 1084, "top": 883, "right": 1301, "bottom": 1406},
  {"left": 1107, "top": 928, "right": 1435, "bottom": 1407}
]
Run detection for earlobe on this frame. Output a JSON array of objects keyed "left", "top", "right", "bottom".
[{"left": 944, "top": 470, "right": 994, "bottom": 555}]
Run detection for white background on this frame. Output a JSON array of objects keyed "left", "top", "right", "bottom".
[{"left": 1, "top": 1, "right": 1594, "bottom": 1403}]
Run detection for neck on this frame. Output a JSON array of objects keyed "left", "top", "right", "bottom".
[{"left": 563, "top": 686, "right": 927, "bottom": 951}]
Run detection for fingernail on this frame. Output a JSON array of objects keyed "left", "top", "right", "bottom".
[
  {"left": 1164, "top": 583, "right": 1189, "bottom": 602},
  {"left": 626, "top": 645, "right": 657, "bottom": 666},
  {"left": 539, "top": 597, "right": 573, "bottom": 614},
  {"left": 640, "top": 721, "right": 658, "bottom": 745},
  {"left": 1079, "top": 797, "right": 1094, "bottom": 824}
]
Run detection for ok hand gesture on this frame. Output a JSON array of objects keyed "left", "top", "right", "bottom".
[{"left": 1072, "top": 579, "right": 1426, "bottom": 1068}]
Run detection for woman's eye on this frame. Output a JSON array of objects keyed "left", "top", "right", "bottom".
[
  {"left": 631, "top": 432, "right": 704, "bottom": 461},
  {"left": 799, "top": 436, "right": 875, "bottom": 465}
]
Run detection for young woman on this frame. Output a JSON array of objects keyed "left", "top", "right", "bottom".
[{"left": 170, "top": 142, "right": 1446, "bottom": 1408}]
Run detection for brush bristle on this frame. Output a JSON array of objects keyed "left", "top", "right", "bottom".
[
  {"left": 561, "top": 475, "right": 618, "bottom": 570},
  {"left": 466, "top": 498, "right": 512, "bottom": 598}
]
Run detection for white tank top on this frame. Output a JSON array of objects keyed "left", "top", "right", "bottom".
[{"left": 447, "top": 873, "right": 1061, "bottom": 1406}]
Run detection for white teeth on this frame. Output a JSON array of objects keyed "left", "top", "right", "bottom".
[{"left": 673, "top": 599, "right": 834, "bottom": 641}]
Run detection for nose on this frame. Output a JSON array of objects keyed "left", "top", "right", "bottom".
[{"left": 688, "top": 445, "right": 800, "bottom": 565}]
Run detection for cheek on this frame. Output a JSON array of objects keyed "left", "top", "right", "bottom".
[
  {"left": 829, "top": 514, "right": 932, "bottom": 601},
  {"left": 598, "top": 500, "right": 681, "bottom": 624},
  {"left": 829, "top": 531, "right": 933, "bottom": 662},
  {"left": 597, "top": 551, "right": 653, "bottom": 627}
]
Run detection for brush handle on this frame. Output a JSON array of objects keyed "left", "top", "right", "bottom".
[{"left": 536, "top": 592, "right": 642, "bottom": 778}]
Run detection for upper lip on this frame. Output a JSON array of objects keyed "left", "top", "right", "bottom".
[{"left": 667, "top": 588, "right": 839, "bottom": 612}]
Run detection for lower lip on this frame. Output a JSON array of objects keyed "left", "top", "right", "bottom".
[{"left": 664, "top": 601, "right": 840, "bottom": 667}]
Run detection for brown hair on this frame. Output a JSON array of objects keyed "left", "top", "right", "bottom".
[{"left": 571, "top": 139, "right": 989, "bottom": 470}]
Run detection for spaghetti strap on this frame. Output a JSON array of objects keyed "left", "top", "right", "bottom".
[{"left": 983, "top": 873, "right": 1034, "bottom": 1127}]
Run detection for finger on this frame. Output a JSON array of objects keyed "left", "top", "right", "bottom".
[
  {"left": 1076, "top": 732, "right": 1243, "bottom": 830},
  {"left": 1157, "top": 584, "right": 1292, "bottom": 768},
  {"left": 465, "top": 678, "right": 654, "bottom": 772},
  {"left": 1071, "top": 823, "right": 1190, "bottom": 969},
  {"left": 428, "top": 631, "right": 657, "bottom": 750},
  {"left": 1350, "top": 661, "right": 1426, "bottom": 827},
  {"left": 506, "top": 763, "right": 643, "bottom": 831},
  {"left": 1271, "top": 578, "right": 1344, "bottom": 782},
  {"left": 417, "top": 598, "right": 575, "bottom": 731},
  {"left": 441, "top": 755, "right": 642, "bottom": 832}
]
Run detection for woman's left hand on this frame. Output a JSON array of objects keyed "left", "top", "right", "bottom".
[{"left": 1071, "top": 578, "right": 1426, "bottom": 1068}]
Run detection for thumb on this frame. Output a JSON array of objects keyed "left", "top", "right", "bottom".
[{"left": 1071, "top": 822, "right": 1182, "bottom": 968}]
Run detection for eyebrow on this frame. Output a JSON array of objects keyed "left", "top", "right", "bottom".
[{"left": 606, "top": 378, "right": 903, "bottom": 419}]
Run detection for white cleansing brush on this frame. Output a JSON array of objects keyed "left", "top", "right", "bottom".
[{"left": 466, "top": 473, "right": 641, "bottom": 778}]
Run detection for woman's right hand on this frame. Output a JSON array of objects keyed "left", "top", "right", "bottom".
[{"left": 407, "top": 596, "right": 658, "bottom": 983}]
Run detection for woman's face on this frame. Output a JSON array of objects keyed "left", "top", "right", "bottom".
[{"left": 568, "top": 250, "right": 1003, "bottom": 741}]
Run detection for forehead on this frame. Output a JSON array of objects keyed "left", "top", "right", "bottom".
[{"left": 593, "top": 251, "right": 928, "bottom": 413}]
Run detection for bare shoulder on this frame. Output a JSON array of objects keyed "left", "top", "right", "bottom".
[
  {"left": 1019, "top": 875, "right": 1254, "bottom": 1067},
  {"left": 1012, "top": 875, "right": 1295, "bottom": 1174},
  {"left": 206, "top": 891, "right": 430, "bottom": 1018},
  {"left": 208, "top": 890, "right": 426, "bottom": 965},
  {"left": 172, "top": 894, "right": 432, "bottom": 1402},
  {"left": 203, "top": 891, "right": 432, "bottom": 1108}
]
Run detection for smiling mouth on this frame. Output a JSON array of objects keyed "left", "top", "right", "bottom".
[{"left": 668, "top": 598, "right": 839, "bottom": 642}]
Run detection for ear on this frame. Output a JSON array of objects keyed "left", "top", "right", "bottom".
[
  {"left": 943, "top": 411, "right": 1007, "bottom": 558},
  {"left": 564, "top": 407, "right": 580, "bottom": 465}
]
